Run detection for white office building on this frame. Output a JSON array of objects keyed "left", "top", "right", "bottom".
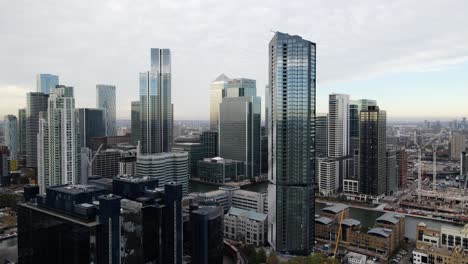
[
  {"left": 224, "top": 207, "right": 267, "bottom": 246},
  {"left": 317, "top": 158, "right": 339, "bottom": 196},
  {"left": 136, "top": 151, "right": 189, "bottom": 194}
]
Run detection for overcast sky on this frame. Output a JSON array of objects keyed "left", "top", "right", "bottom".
[{"left": 1, "top": 0, "right": 468, "bottom": 120}]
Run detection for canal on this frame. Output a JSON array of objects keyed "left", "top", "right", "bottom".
[{"left": 190, "top": 181, "right": 463, "bottom": 240}]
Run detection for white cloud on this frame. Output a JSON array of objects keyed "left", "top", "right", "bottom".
[{"left": 0, "top": 0, "right": 467, "bottom": 119}]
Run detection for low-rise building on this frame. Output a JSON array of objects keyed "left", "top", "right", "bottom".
[
  {"left": 197, "top": 157, "right": 244, "bottom": 183},
  {"left": 346, "top": 252, "right": 367, "bottom": 264},
  {"left": 224, "top": 207, "right": 267, "bottom": 246}
]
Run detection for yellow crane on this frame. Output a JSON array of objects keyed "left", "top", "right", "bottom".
[{"left": 333, "top": 209, "right": 345, "bottom": 258}]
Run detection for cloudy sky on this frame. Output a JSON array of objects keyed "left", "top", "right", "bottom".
[{"left": 1, "top": 0, "right": 468, "bottom": 120}]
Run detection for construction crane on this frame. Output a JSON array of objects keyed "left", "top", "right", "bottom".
[
  {"left": 84, "top": 144, "right": 104, "bottom": 176},
  {"left": 414, "top": 129, "right": 445, "bottom": 203},
  {"left": 333, "top": 209, "right": 346, "bottom": 258}
]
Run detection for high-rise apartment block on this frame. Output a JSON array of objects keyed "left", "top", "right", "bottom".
[
  {"left": 140, "top": 48, "right": 173, "bottom": 154},
  {"left": 96, "top": 84, "right": 117, "bottom": 136},
  {"left": 450, "top": 134, "right": 466, "bottom": 160},
  {"left": 267, "top": 32, "right": 316, "bottom": 254},
  {"left": 359, "top": 106, "right": 387, "bottom": 197},
  {"left": 37, "top": 86, "right": 81, "bottom": 193},
  {"left": 36, "top": 74, "right": 59, "bottom": 94}
]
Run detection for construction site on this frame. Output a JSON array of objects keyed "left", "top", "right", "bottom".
[{"left": 385, "top": 128, "right": 468, "bottom": 224}]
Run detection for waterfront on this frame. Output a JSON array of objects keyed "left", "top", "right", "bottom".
[{"left": 190, "top": 181, "right": 463, "bottom": 240}]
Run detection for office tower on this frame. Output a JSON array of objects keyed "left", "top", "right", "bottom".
[
  {"left": 261, "top": 127, "right": 268, "bottom": 174},
  {"left": 92, "top": 149, "right": 122, "bottom": 178},
  {"left": 36, "top": 74, "right": 59, "bottom": 94},
  {"left": 265, "top": 85, "right": 270, "bottom": 133},
  {"left": 18, "top": 108, "right": 26, "bottom": 157},
  {"left": 140, "top": 48, "right": 173, "bottom": 154},
  {"left": 328, "top": 94, "right": 350, "bottom": 158},
  {"left": 163, "top": 182, "right": 183, "bottom": 264},
  {"left": 267, "top": 32, "right": 316, "bottom": 254},
  {"left": 201, "top": 131, "right": 218, "bottom": 158},
  {"left": 131, "top": 101, "right": 141, "bottom": 145},
  {"left": 78, "top": 108, "right": 106, "bottom": 149},
  {"left": 224, "top": 78, "right": 256, "bottom": 97},
  {"left": 26, "top": 92, "right": 49, "bottom": 168},
  {"left": 18, "top": 185, "right": 120, "bottom": 264},
  {"left": 96, "top": 84, "right": 117, "bottom": 136},
  {"left": 386, "top": 149, "right": 398, "bottom": 195},
  {"left": 359, "top": 106, "right": 387, "bottom": 197},
  {"left": 219, "top": 96, "right": 261, "bottom": 178},
  {"left": 0, "top": 147, "right": 10, "bottom": 186},
  {"left": 37, "top": 86, "right": 81, "bottom": 194},
  {"left": 450, "top": 134, "right": 466, "bottom": 160},
  {"left": 349, "top": 99, "right": 377, "bottom": 156},
  {"left": 136, "top": 151, "right": 189, "bottom": 194},
  {"left": 317, "top": 158, "right": 339, "bottom": 196},
  {"left": 209, "top": 74, "right": 230, "bottom": 131},
  {"left": 190, "top": 205, "right": 224, "bottom": 264},
  {"left": 316, "top": 114, "right": 328, "bottom": 157},
  {"left": 4, "top": 115, "right": 18, "bottom": 160},
  {"left": 173, "top": 143, "right": 204, "bottom": 177},
  {"left": 119, "top": 151, "right": 137, "bottom": 176}
]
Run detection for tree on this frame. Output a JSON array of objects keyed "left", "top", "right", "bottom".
[
  {"left": 256, "top": 248, "right": 267, "bottom": 263},
  {"left": 267, "top": 252, "right": 280, "bottom": 264}
]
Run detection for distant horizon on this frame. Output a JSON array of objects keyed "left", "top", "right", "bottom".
[{"left": 1, "top": 1, "right": 468, "bottom": 120}]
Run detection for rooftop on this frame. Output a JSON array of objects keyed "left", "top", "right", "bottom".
[
  {"left": 342, "top": 218, "right": 361, "bottom": 227},
  {"left": 315, "top": 216, "right": 333, "bottom": 225},
  {"left": 322, "top": 203, "right": 349, "bottom": 214},
  {"left": 367, "top": 227, "right": 392, "bottom": 238},
  {"left": 376, "top": 212, "right": 405, "bottom": 225},
  {"left": 49, "top": 184, "right": 106, "bottom": 195},
  {"left": 227, "top": 207, "right": 267, "bottom": 222}
]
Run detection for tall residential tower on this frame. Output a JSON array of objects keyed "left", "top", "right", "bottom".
[
  {"left": 267, "top": 32, "right": 316, "bottom": 254},
  {"left": 140, "top": 48, "right": 173, "bottom": 154}
]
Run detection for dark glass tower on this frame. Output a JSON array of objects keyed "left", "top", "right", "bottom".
[
  {"left": 140, "top": 48, "right": 173, "bottom": 154},
  {"left": 201, "top": 131, "right": 218, "bottom": 158},
  {"left": 359, "top": 106, "right": 387, "bottom": 196},
  {"left": 316, "top": 115, "right": 328, "bottom": 158},
  {"left": 190, "top": 205, "right": 224, "bottom": 264},
  {"left": 26, "top": 92, "right": 49, "bottom": 168},
  {"left": 131, "top": 101, "right": 141, "bottom": 145},
  {"left": 267, "top": 32, "right": 316, "bottom": 255},
  {"left": 78, "top": 108, "right": 106, "bottom": 149}
]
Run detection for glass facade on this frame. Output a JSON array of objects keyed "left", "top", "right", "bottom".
[
  {"left": 267, "top": 32, "right": 316, "bottom": 254},
  {"left": 26, "top": 92, "right": 49, "bottom": 168},
  {"left": 316, "top": 115, "right": 328, "bottom": 158},
  {"left": 219, "top": 96, "right": 261, "bottom": 178},
  {"left": 200, "top": 131, "right": 218, "bottom": 158},
  {"left": 18, "top": 108, "right": 27, "bottom": 157},
  {"left": 96, "top": 84, "right": 116, "bottom": 136},
  {"left": 36, "top": 74, "right": 59, "bottom": 94},
  {"left": 4, "top": 115, "right": 18, "bottom": 160},
  {"left": 359, "top": 106, "right": 387, "bottom": 196},
  {"left": 209, "top": 74, "right": 230, "bottom": 131},
  {"left": 140, "top": 48, "right": 173, "bottom": 154},
  {"left": 131, "top": 101, "right": 141, "bottom": 145},
  {"left": 78, "top": 108, "right": 106, "bottom": 149}
]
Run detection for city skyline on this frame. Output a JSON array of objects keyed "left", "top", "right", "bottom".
[{"left": 1, "top": 1, "right": 468, "bottom": 120}]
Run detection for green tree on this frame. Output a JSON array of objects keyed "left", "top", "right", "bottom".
[
  {"left": 267, "top": 252, "right": 280, "bottom": 264},
  {"left": 256, "top": 248, "right": 267, "bottom": 263}
]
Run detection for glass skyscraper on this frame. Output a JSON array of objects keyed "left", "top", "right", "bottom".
[
  {"left": 267, "top": 32, "right": 316, "bottom": 254},
  {"left": 18, "top": 108, "right": 26, "bottom": 158},
  {"left": 26, "top": 92, "right": 49, "bottom": 168},
  {"left": 131, "top": 101, "right": 141, "bottom": 145},
  {"left": 140, "top": 48, "right": 173, "bottom": 154},
  {"left": 359, "top": 105, "right": 387, "bottom": 196},
  {"left": 219, "top": 96, "right": 261, "bottom": 178},
  {"left": 78, "top": 108, "right": 106, "bottom": 149},
  {"left": 4, "top": 115, "right": 18, "bottom": 160},
  {"left": 209, "top": 74, "right": 230, "bottom": 131},
  {"left": 96, "top": 84, "right": 117, "bottom": 136},
  {"left": 36, "top": 74, "right": 59, "bottom": 94}
]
